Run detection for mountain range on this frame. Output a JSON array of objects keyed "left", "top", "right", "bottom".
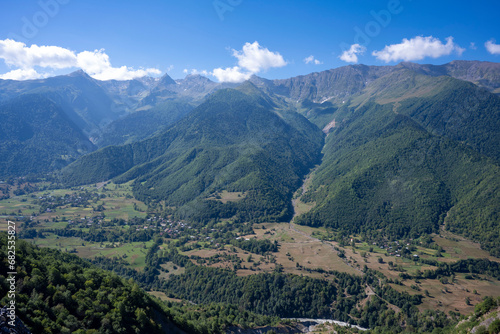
[{"left": 1, "top": 60, "right": 499, "bottom": 254}]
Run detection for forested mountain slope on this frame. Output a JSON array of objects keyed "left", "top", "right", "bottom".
[
  {"left": 61, "top": 86, "right": 324, "bottom": 222},
  {"left": 295, "top": 74, "right": 500, "bottom": 256}
]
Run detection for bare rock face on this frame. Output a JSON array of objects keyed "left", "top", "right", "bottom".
[{"left": 0, "top": 306, "right": 32, "bottom": 334}]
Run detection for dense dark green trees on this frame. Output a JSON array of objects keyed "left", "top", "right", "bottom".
[{"left": 0, "top": 233, "right": 172, "bottom": 333}]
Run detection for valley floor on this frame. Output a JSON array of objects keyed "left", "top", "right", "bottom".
[{"left": 1, "top": 179, "right": 500, "bottom": 325}]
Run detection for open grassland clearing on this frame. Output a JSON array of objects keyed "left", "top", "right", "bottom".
[
  {"left": 182, "top": 246, "right": 276, "bottom": 274},
  {"left": 0, "top": 220, "right": 9, "bottom": 231},
  {"left": 206, "top": 190, "right": 246, "bottom": 203},
  {"left": 339, "top": 243, "right": 437, "bottom": 280},
  {"left": 159, "top": 261, "right": 186, "bottom": 279},
  {"left": 29, "top": 234, "right": 154, "bottom": 271},
  {"left": 433, "top": 232, "right": 497, "bottom": 261},
  {"left": 306, "top": 228, "right": 500, "bottom": 278},
  {"left": 291, "top": 170, "right": 317, "bottom": 219},
  {"left": 276, "top": 239, "right": 360, "bottom": 277},
  {"left": 389, "top": 273, "right": 500, "bottom": 315},
  {"left": 252, "top": 223, "right": 359, "bottom": 276},
  {"left": 147, "top": 291, "right": 184, "bottom": 304},
  {"left": 292, "top": 200, "right": 315, "bottom": 217}
]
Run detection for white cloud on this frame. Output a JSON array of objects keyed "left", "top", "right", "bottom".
[
  {"left": 187, "top": 68, "right": 209, "bottom": 76},
  {"left": 211, "top": 66, "right": 252, "bottom": 83},
  {"left": 372, "top": 36, "right": 465, "bottom": 63},
  {"left": 76, "top": 49, "right": 160, "bottom": 81},
  {"left": 0, "top": 39, "right": 161, "bottom": 81},
  {"left": 0, "top": 68, "right": 46, "bottom": 80},
  {"left": 339, "top": 44, "right": 366, "bottom": 63},
  {"left": 485, "top": 39, "right": 500, "bottom": 55},
  {"left": 0, "top": 39, "right": 77, "bottom": 69},
  {"left": 211, "top": 41, "right": 287, "bottom": 83},
  {"left": 304, "top": 55, "right": 323, "bottom": 65},
  {"left": 183, "top": 68, "right": 209, "bottom": 76},
  {"left": 470, "top": 42, "right": 477, "bottom": 50},
  {"left": 233, "top": 41, "right": 287, "bottom": 73}
]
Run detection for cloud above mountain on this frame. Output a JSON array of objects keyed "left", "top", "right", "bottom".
[
  {"left": 76, "top": 49, "right": 161, "bottom": 80},
  {"left": 339, "top": 44, "right": 366, "bottom": 63},
  {"left": 0, "top": 39, "right": 161, "bottom": 80},
  {"left": 0, "top": 68, "right": 45, "bottom": 80},
  {"left": 485, "top": 40, "right": 500, "bottom": 55},
  {"left": 304, "top": 55, "right": 323, "bottom": 65},
  {"left": 0, "top": 39, "right": 76, "bottom": 72},
  {"left": 211, "top": 41, "right": 287, "bottom": 83},
  {"left": 183, "top": 68, "right": 209, "bottom": 76},
  {"left": 372, "top": 36, "right": 465, "bottom": 62}
]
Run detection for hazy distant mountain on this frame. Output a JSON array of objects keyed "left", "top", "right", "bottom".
[
  {"left": 0, "top": 60, "right": 494, "bottom": 147},
  {"left": 96, "top": 75, "right": 237, "bottom": 147},
  {"left": 0, "top": 70, "right": 236, "bottom": 169},
  {"left": 138, "top": 74, "right": 236, "bottom": 108},
  {"left": 96, "top": 77, "right": 154, "bottom": 112},
  {"left": 0, "top": 71, "right": 124, "bottom": 138},
  {"left": 175, "top": 74, "right": 229, "bottom": 98},
  {"left": 0, "top": 94, "right": 95, "bottom": 177},
  {"left": 97, "top": 100, "right": 194, "bottom": 147},
  {"left": 398, "top": 60, "right": 500, "bottom": 94},
  {"left": 255, "top": 64, "right": 394, "bottom": 104}
]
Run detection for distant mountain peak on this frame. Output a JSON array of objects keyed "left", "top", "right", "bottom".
[
  {"left": 67, "top": 70, "right": 93, "bottom": 79},
  {"left": 181, "top": 74, "right": 214, "bottom": 84},
  {"left": 158, "top": 73, "right": 176, "bottom": 86},
  {"left": 249, "top": 75, "right": 272, "bottom": 84}
]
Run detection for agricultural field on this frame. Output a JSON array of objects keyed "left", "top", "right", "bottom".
[
  {"left": 282, "top": 224, "right": 500, "bottom": 315},
  {"left": 180, "top": 222, "right": 359, "bottom": 280},
  {"left": 0, "top": 181, "right": 147, "bottom": 226}
]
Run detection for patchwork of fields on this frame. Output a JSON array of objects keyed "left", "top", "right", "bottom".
[{"left": 1, "top": 180, "right": 500, "bottom": 317}]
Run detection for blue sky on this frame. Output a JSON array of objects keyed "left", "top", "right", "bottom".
[{"left": 0, "top": 0, "right": 499, "bottom": 81}]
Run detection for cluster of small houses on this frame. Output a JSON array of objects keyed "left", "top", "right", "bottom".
[
  {"left": 38, "top": 192, "right": 97, "bottom": 205},
  {"left": 67, "top": 216, "right": 105, "bottom": 226},
  {"left": 142, "top": 217, "right": 192, "bottom": 237},
  {"left": 372, "top": 240, "right": 420, "bottom": 259}
]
